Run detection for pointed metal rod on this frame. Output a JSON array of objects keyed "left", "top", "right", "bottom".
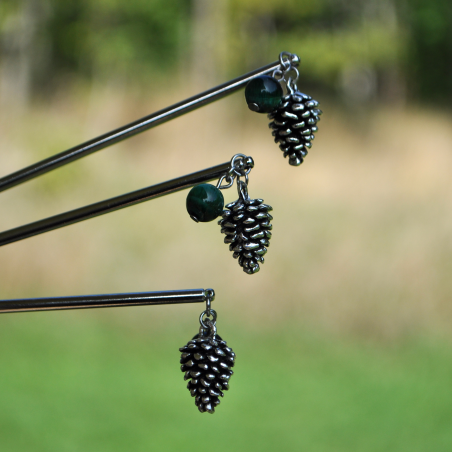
[
  {"left": 0, "top": 160, "right": 230, "bottom": 247},
  {"left": 0, "top": 60, "right": 282, "bottom": 192},
  {"left": 0, "top": 288, "right": 212, "bottom": 313}
]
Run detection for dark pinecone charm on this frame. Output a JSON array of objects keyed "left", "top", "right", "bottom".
[
  {"left": 219, "top": 194, "right": 273, "bottom": 275},
  {"left": 268, "top": 91, "right": 322, "bottom": 166},
  {"left": 180, "top": 331, "right": 235, "bottom": 414}
]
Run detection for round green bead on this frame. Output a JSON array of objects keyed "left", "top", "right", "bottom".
[
  {"left": 186, "top": 184, "right": 224, "bottom": 222},
  {"left": 245, "top": 75, "right": 283, "bottom": 114}
]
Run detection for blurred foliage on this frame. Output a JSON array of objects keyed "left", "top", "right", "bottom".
[
  {"left": 0, "top": 0, "right": 451, "bottom": 102},
  {"left": 46, "top": 0, "right": 189, "bottom": 80},
  {"left": 403, "top": 0, "right": 452, "bottom": 101},
  {"left": 228, "top": 0, "right": 402, "bottom": 81}
]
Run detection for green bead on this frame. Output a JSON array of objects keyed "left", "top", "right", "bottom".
[
  {"left": 186, "top": 184, "right": 224, "bottom": 222},
  {"left": 245, "top": 75, "right": 283, "bottom": 114}
]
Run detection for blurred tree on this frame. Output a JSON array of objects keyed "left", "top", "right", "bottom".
[
  {"left": 190, "top": 0, "right": 228, "bottom": 89},
  {"left": 46, "top": 0, "right": 190, "bottom": 84},
  {"left": 399, "top": 0, "right": 452, "bottom": 103},
  {"left": 0, "top": 0, "right": 451, "bottom": 104},
  {"left": 228, "top": 0, "right": 405, "bottom": 103},
  {"left": 1, "top": 0, "right": 191, "bottom": 102},
  {"left": 0, "top": 0, "right": 50, "bottom": 109}
]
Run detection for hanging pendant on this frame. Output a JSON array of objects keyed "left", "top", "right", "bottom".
[
  {"left": 186, "top": 153, "right": 273, "bottom": 275},
  {"left": 219, "top": 181, "right": 273, "bottom": 275},
  {"left": 179, "top": 291, "right": 235, "bottom": 414},
  {"left": 269, "top": 91, "right": 322, "bottom": 166},
  {"left": 245, "top": 52, "right": 322, "bottom": 166}
]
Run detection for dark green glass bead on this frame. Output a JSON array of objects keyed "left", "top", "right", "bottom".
[
  {"left": 186, "top": 184, "right": 224, "bottom": 222},
  {"left": 245, "top": 75, "right": 283, "bottom": 114}
]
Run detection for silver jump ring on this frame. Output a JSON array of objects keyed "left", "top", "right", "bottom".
[
  {"left": 230, "top": 153, "right": 247, "bottom": 176},
  {"left": 201, "top": 318, "right": 217, "bottom": 338},
  {"left": 199, "top": 309, "right": 217, "bottom": 329},
  {"left": 279, "top": 51, "right": 292, "bottom": 71},
  {"left": 275, "top": 52, "right": 301, "bottom": 91},
  {"left": 230, "top": 154, "right": 253, "bottom": 178}
]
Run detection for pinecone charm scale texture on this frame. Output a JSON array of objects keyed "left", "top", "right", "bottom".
[
  {"left": 180, "top": 332, "right": 235, "bottom": 414},
  {"left": 268, "top": 91, "right": 322, "bottom": 166},
  {"left": 218, "top": 196, "right": 273, "bottom": 275}
]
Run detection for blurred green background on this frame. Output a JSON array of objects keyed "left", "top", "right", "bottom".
[{"left": 1, "top": 0, "right": 452, "bottom": 451}]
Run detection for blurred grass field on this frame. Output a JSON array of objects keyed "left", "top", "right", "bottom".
[
  {"left": 1, "top": 316, "right": 452, "bottom": 452},
  {"left": 1, "top": 86, "right": 452, "bottom": 450}
]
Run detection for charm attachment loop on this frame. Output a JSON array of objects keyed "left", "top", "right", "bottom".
[
  {"left": 272, "top": 51, "right": 300, "bottom": 91},
  {"left": 216, "top": 154, "right": 254, "bottom": 190},
  {"left": 237, "top": 179, "right": 249, "bottom": 201},
  {"left": 199, "top": 288, "right": 217, "bottom": 335}
]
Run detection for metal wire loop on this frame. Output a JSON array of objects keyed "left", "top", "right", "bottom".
[
  {"left": 285, "top": 66, "right": 299, "bottom": 83},
  {"left": 273, "top": 52, "right": 300, "bottom": 91},
  {"left": 199, "top": 309, "right": 217, "bottom": 329},
  {"left": 199, "top": 317, "right": 217, "bottom": 338},
  {"left": 237, "top": 179, "right": 249, "bottom": 201},
  {"left": 217, "top": 153, "right": 253, "bottom": 190},
  {"left": 279, "top": 51, "right": 292, "bottom": 71},
  {"left": 230, "top": 153, "right": 254, "bottom": 178},
  {"left": 230, "top": 153, "right": 248, "bottom": 176},
  {"left": 216, "top": 173, "right": 235, "bottom": 190},
  {"left": 215, "top": 154, "right": 253, "bottom": 196},
  {"left": 204, "top": 288, "right": 215, "bottom": 302},
  {"left": 205, "top": 289, "right": 214, "bottom": 316},
  {"left": 285, "top": 68, "right": 300, "bottom": 90},
  {"left": 287, "top": 81, "right": 298, "bottom": 94},
  {"left": 272, "top": 68, "right": 284, "bottom": 80}
]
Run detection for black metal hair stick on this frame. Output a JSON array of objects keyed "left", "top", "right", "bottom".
[
  {"left": 0, "top": 160, "right": 230, "bottom": 247},
  {"left": 0, "top": 61, "right": 282, "bottom": 193},
  {"left": 0, "top": 288, "right": 212, "bottom": 313}
]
